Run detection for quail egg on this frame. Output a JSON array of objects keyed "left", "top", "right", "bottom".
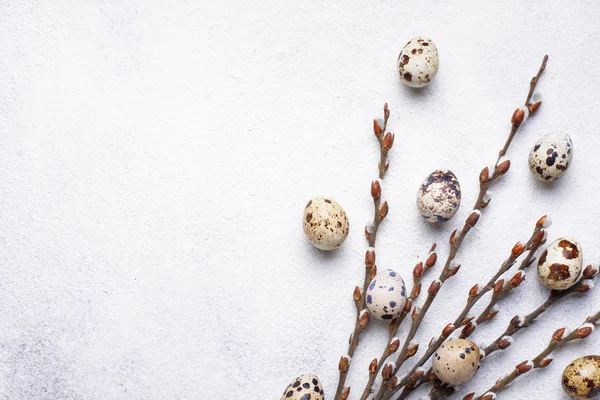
[
  {"left": 303, "top": 196, "right": 349, "bottom": 250},
  {"left": 281, "top": 373, "right": 325, "bottom": 400},
  {"left": 537, "top": 237, "right": 583, "bottom": 290},
  {"left": 366, "top": 269, "right": 407, "bottom": 322},
  {"left": 562, "top": 355, "right": 600, "bottom": 399},
  {"left": 432, "top": 339, "right": 480, "bottom": 385},
  {"left": 398, "top": 36, "right": 439, "bottom": 88},
  {"left": 417, "top": 169, "right": 461, "bottom": 224},
  {"left": 528, "top": 131, "right": 573, "bottom": 182}
]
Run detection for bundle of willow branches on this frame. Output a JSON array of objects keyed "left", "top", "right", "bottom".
[{"left": 326, "top": 56, "right": 598, "bottom": 400}]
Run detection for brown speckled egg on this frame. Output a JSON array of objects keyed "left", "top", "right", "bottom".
[
  {"left": 432, "top": 339, "right": 480, "bottom": 385},
  {"left": 562, "top": 356, "right": 600, "bottom": 399},
  {"left": 416, "top": 170, "right": 461, "bottom": 224},
  {"left": 303, "top": 196, "right": 349, "bottom": 250},
  {"left": 537, "top": 237, "right": 583, "bottom": 290},
  {"left": 529, "top": 131, "right": 573, "bottom": 182},
  {"left": 398, "top": 36, "right": 439, "bottom": 88},
  {"left": 281, "top": 373, "right": 325, "bottom": 400}
]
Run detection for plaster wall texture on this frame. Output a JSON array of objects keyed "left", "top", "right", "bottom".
[{"left": 1, "top": 1, "right": 600, "bottom": 399}]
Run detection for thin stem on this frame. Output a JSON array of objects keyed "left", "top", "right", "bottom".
[
  {"left": 426, "top": 266, "right": 597, "bottom": 400},
  {"left": 468, "top": 311, "right": 600, "bottom": 400},
  {"left": 390, "top": 221, "right": 542, "bottom": 398},
  {"left": 358, "top": 246, "right": 438, "bottom": 400},
  {"left": 333, "top": 104, "right": 394, "bottom": 400}
]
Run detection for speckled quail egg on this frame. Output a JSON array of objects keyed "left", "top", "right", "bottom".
[
  {"left": 281, "top": 373, "right": 325, "bottom": 400},
  {"left": 528, "top": 131, "right": 573, "bottom": 182},
  {"left": 303, "top": 196, "right": 349, "bottom": 251},
  {"left": 432, "top": 339, "right": 480, "bottom": 385},
  {"left": 537, "top": 237, "right": 583, "bottom": 290},
  {"left": 366, "top": 269, "right": 407, "bottom": 322},
  {"left": 416, "top": 169, "right": 461, "bottom": 224},
  {"left": 398, "top": 36, "right": 439, "bottom": 88},
  {"left": 562, "top": 356, "right": 600, "bottom": 399}
]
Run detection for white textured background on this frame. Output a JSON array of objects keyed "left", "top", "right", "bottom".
[{"left": 1, "top": 1, "right": 600, "bottom": 399}]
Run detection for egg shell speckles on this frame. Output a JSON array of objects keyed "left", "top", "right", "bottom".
[
  {"left": 562, "top": 356, "right": 600, "bottom": 399},
  {"left": 281, "top": 374, "right": 325, "bottom": 400},
  {"left": 303, "top": 196, "right": 349, "bottom": 251},
  {"left": 537, "top": 237, "right": 583, "bottom": 290},
  {"left": 397, "top": 36, "right": 439, "bottom": 88},
  {"left": 528, "top": 131, "right": 573, "bottom": 182},
  {"left": 432, "top": 339, "right": 480, "bottom": 385},
  {"left": 416, "top": 170, "right": 461, "bottom": 224},
  {"left": 366, "top": 269, "right": 407, "bottom": 322}
]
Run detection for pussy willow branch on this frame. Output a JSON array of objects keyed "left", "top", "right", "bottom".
[
  {"left": 427, "top": 265, "right": 598, "bottom": 400},
  {"left": 482, "top": 266, "right": 598, "bottom": 358},
  {"left": 397, "top": 218, "right": 547, "bottom": 400},
  {"left": 463, "top": 227, "right": 546, "bottom": 332},
  {"left": 333, "top": 104, "right": 395, "bottom": 400},
  {"left": 465, "top": 311, "right": 600, "bottom": 400},
  {"left": 358, "top": 247, "right": 438, "bottom": 400},
  {"left": 374, "top": 55, "right": 549, "bottom": 400},
  {"left": 392, "top": 220, "right": 544, "bottom": 398}
]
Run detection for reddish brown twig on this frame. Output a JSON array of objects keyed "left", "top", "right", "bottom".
[
  {"left": 333, "top": 104, "right": 394, "bottom": 400},
  {"left": 465, "top": 311, "right": 600, "bottom": 400},
  {"left": 358, "top": 246, "right": 438, "bottom": 400},
  {"left": 427, "top": 265, "right": 598, "bottom": 400},
  {"left": 374, "top": 55, "right": 549, "bottom": 400},
  {"left": 395, "top": 218, "right": 546, "bottom": 399},
  {"left": 461, "top": 225, "right": 546, "bottom": 334}
]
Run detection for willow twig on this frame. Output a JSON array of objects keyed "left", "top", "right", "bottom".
[
  {"left": 396, "top": 217, "right": 546, "bottom": 399},
  {"left": 427, "top": 265, "right": 598, "bottom": 400},
  {"left": 333, "top": 104, "right": 395, "bottom": 400},
  {"left": 375, "top": 55, "right": 549, "bottom": 400},
  {"left": 358, "top": 246, "right": 438, "bottom": 400},
  {"left": 465, "top": 311, "right": 600, "bottom": 400}
]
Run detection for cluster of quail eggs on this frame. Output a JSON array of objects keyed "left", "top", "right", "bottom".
[{"left": 294, "top": 34, "right": 583, "bottom": 400}]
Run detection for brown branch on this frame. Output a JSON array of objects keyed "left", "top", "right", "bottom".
[
  {"left": 333, "top": 104, "right": 394, "bottom": 400},
  {"left": 390, "top": 219, "right": 543, "bottom": 399},
  {"left": 373, "top": 55, "right": 550, "bottom": 400},
  {"left": 462, "top": 225, "right": 546, "bottom": 332},
  {"left": 358, "top": 246, "right": 438, "bottom": 400},
  {"left": 397, "top": 218, "right": 546, "bottom": 399},
  {"left": 465, "top": 311, "right": 600, "bottom": 400},
  {"left": 427, "top": 265, "right": 598, "bottom": 400}
]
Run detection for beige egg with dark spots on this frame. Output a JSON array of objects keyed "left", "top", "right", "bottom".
[
  {"left": 432, "top": 339, "right": 480, "bottom": 385},
  {"left": 281, "top": 373, "right": 325, "bottom": 400},
  {"left": 529, "top": 131, "right": 573, "bottom": 182},
  {"left": 417, "top": 169, "right": 461, "bottom": 224},
  {"left": 303, "top": 196, "right": 349, "bottom": 250},
  {"left": 398, "top": 36, "right": 439, "bottom": 88},
  {"left": 562, "top": 355, "right": 600, "bottom": 399},
  {"left": 537, "top": 237, "right": 583, "bottom": 290}
]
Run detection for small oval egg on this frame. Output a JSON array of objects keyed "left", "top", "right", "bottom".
[
  {"left": 537, "top": 237, "right": 583, "bottom": 290},
  {"left": 528, "top": 131, "right": 573, "bottom": 182},
  {"left": 416, "top": 169, "right": 461, "bottom": 224},
  {"left": 366, "top": 269, "right": 407, "bottom": 322},
  {"left": 432, "top": 339, "right": 480, "bottom": 385},
  {"left": 281, "top": 373, "right": 325, "bottom": 400},
  {"left": 398, "top": 36, "right": 439, "bottom": 88},
  {"left": 562, "top": 356, "right": 600, "bottom": 399},
  {"left": 303, "top": 196, "right": 349, "bottom": 251}
]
